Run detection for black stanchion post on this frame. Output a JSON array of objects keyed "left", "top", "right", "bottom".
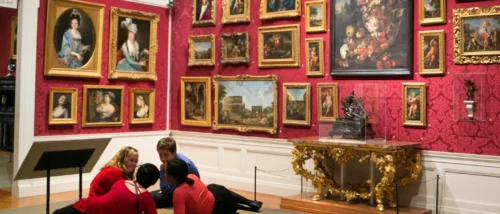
[
  {"left": 46, "top": 166, "right": 50, "bottom": 214},
  {"left": 301, "top": 176, "right": 303, "bottom": 195},
  {"left": 396, "top": 182, "right": 399, "bottom": 214},
  {"left": 254, "top": 166, "right": 257, "bottom": 201},
  {"left": 79, "top": 164, "right": 83, "bottom": 200},
  {"left": 436, "top": 174, "right": 440, "bottom": 214}
]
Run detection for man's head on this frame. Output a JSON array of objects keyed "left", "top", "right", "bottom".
[{"left": 157, "top": 137, "right": 177, "bottom": 163}]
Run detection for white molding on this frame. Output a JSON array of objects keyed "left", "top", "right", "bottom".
[
  {"left": 33, "top": 130, "right": 170, "bottom": 142},
  {"left": 123, "top": 0, "right": 170, "bottom": 8},
  {"left": 166, "top": 7, "right": 172, "bottom": 130}
]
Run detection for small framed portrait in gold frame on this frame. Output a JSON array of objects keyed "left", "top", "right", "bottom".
[
  {"left": 130, "top": 89, "right": 155, "bottom": 124},
  {"left": 317, "top": 83, "right": 338, "bottom": 122},
  {"left": 402, "top": 82, "right": 426, "bottom": 127},
  {"left": 305, "top": 1, "right": 326, "bottom": 33},
  {"left": 258, "top": 24, "right": 300, "bottom": 68},
  {"left": 10, "top": 16, "right": 17, "bottom": 59},
  {"left": 305, "top": 38, "right": 324, "bottom": 76},
  {"left": 188, "top": 35, "right": 215, "bottom": 66},
  {"left": 283, "top": 83, "right": 310, "bottom": 126},
  {"left": 192, "top": 0, "right": 216, "bottom": 26},
  {"left": 221, "top": 32, "right": 249, "bottom": 64},
  {"left": 82, "top": 85, "right": 124, "bottom": 127},
  {"left": 48, "top": 88, "right": 78, "bottom": 125},
  {"left": 419, "top": 0, "right": 446, "bottom": 25},
  {"left": 260, "top": 0, "right": 300, "bottom": 20},
  {"left": 222, "top": 0, "right": 250, "bottom": 24},
  {"left": 181, "top": 77, "right": 211, "bottom": 127},
  {"left": 419, "top": 30, "right": 445, "bottom": 75}
]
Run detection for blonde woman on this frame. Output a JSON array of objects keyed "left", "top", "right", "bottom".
[
  {"left": 88, "top": 146, "right": 139, "bottom": 197},
  {"left": 134, "top": 95, "right": 149, "bottom": 118}
]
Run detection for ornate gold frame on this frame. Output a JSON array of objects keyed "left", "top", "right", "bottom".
[
  {"left": 305, "top": 38, "right": 324, "bottom": 76},
  {"left": 48, "top": 88, "right": 78, "bottom": 125},
  {"left": 188, "top": 35, "right": 215, "bottom": 66},
  {"left": 402, "top": 83, "right": 426, "bottom": 127},
  {"left": 181, "top": 77, "right": 212, "bottom": 127},
  {"left": 305, "top": 1, "right": 326, "bottom": 33},
  {"left": 222, "top": 0, "right": 250, "bottom": 24},
  {"left": 221, "top": 32, "right": 250, "bottom": 64},
  {"left": 213, "top": 74, "right": 278, "bottom": 134},
  {"left": 44, "top": 0, "right": 105, "bottom": 78},
  {"left": 258, "top": 24, "right": 300, "bottom": 68},
  {"left": 317, "top": 83, "right": 338, "bottom": 122},
  {"left": 108, "top": 7, "right": 159, "bottom": 81},
  {"left": 129, "top": 88, "right": 155, "bottom": 124},
  {"left": 82, "top": 85, "right": 124, "bottom": 127},
  {"left": 419, "top": 0, "right": 446, "bottom": 25},
  {"left": 453, "top": 6, "right": 500, "bottom": 64},
  {"left": 192, "top": 0, "right": 216, "bottom": 26},
  {"left": 283, "top": 83, "right": 310, "bottom": 126},
  {"left": 259, "top": 0, "right": 300, "bottom": 20},
  {"left": 10, "top": 16, "right": 16, "bottom": 59},
  {"left": 419, "top": 30, "right": 445, "bottom": 75}
]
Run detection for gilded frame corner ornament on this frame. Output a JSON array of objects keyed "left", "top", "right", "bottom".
[
  {"left": 82, "top": 85, "right": 125, "bottom": 127},
  {"left": 192, "top": 0, "right": 216, "bottom": 26},
  {"left": 259, "top": 0, "right": 301, "bottom": 20},
  {"left": 10, "top": 16, "right": 17, "bottom": 59},
  {"left": 188, "top": 35, "right": 216, "bottom": 66},
  {"left": 305, "top": 0, "right": 327, "bottom": 33},
  {"left": 108, "top": 7, "right": 159, "bottom": 81},
  {"left": 453, "top": 6, "right": 500, "bottom": 64},
  {"left": 283, "top": 83, "right": 311, "bottom": 127},
  {"left": 317, "top": 83, "right": 338, "bottom": 122},
  {"left": 48, "top": 88, "right": 78, "bottom": 125},
  {"left": 220, "top": 32, "right": 250, "bottom": 64},
  {"left": 419, "top": 30, "right": 445, "bottom": 76},
  {"left": 222, "top": 0, "right": 250, "bottom": 24},
  {"left": 129, "top": 88, "right": 155, "bottom": 124},
  {"left": 419, "top": 0, "right": 446, "bottom": 25},
  {"left": 402, "top": 82, "right": 427, "bottom": 127},
  {"left": 213, "top": 74, "right": 278, "bottom": 134},
  {"left": 305, "top": 38, "right": 325, "bottom": 77},
  {"left": 258, "top": 24, "right": 300, "bottom": 68},
  {"left": 180, "top": 77, "right": 212, "bottom": 127}
]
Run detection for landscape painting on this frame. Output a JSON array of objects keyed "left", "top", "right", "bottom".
[
  {"left": 181, "top": 77, "right": 211, "bottom": 127},
  {"left": 188, "top": 35, "right": 215, "bottom": 66},
  {"left": 283, "top": 83, "right": 310, "bottom": 126},
  {"left": 419, "top": 0, "right": 446, "bottom": 25},
  {"left": 305, "top": 1, "right": 326, "bottom": 32}
]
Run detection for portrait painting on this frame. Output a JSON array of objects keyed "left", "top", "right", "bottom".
[
  {"left": 44, "top": 0, "right": 104, "bottom": 78},
  {"left": 260, "top": 0, "right": 300, "bottom": 20},
  {"left": 221, "top": 32, "right": 249, "bottom": 64},
  {"left": 189, "top": 35, "right": 215, "bottom": 66},
  {"left": 402, "top": 83, "right": 426, "bottom": 127},
  {"left": 258, "top": 24, "right": 300, "bottom": 68},
  {"left": 108, "top": 8, "right": 159, "bottom": 81},
  {"left": 419, "top": 0, "right": 446, "bottom": 25},
  {"left": 453, "top": 6, "right": 500, "bottom": 64},
  {"left": 317, "top": 83, "right": 338, "bottom": 122},
  {"left": 181, "top": 77, "right": 211, "bottom": 127},
  {"left": 130, "top": 89, "right": 155, "bottom": 124},
  {"left": 419, "top": 30, "right": 445, "bottom": 75},
  {"left": 305, "top": 38, "right": 324, "bottom": 76},
  {"left": 283, "top": 83, "right": 310, "bottom": 126},
  {"left": 222, "top": 0, "right": 250, "bottom": 24},
  {"left": 48, "top": 88, "right": 77, "bottom": 125},
  {"left": 10, "top": 16, "right": 17, "bottom": 59},
  {"left": 213, "top": 75, "right": 278, "bottom": 134},
  {"left": 82, "top": 85, "right": 124, "bottom": 127},
  {"left": 305, "top": 1, "right": 326, "bottom": 33},
  {"left": 192, "top": 0, "right": 216, "bottom": 26},
  {"left": 331, "top": 0, "right": 413, "bottom": 76}
]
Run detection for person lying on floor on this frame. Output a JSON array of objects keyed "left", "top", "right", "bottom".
[
  {"left": 166, "top": 159, "right": 263, "bottom": 214},
  {"left": 53, "top": 163, "right": 160, "bottom": 214}
]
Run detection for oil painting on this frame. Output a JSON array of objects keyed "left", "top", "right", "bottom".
[
  {"left": 305, "top": 1, "right": 326, "bottom": 33},
  {"left": 403, "top": 83, "right": 426, "bottom": 127},
  {"left": 10, "top": 16, "right": 17, "bottom": 59},
  {"left": 130, "top": 89, "right": 155, "bottom": 124},
  {"left": 258, "top": 24, "right": 300, "bottom": 68},
  {"left": 317, "top": 83, "right": 338, "bottom": 122},
  {"left": 306, "top": 38, "right": 324, "bottom": 76},
  {"left": 181, "top": 77, "right": 211, "bottom": 127},
  {"left": 283, "top": 83, "right": 310, "bottom": 126},
  {"left": 222, "top": 0, "right": 250, "bottom": 24},
  {"left": 189, "top": 35, "right": 215, "bottom": 66},
  {"left": 82, "top": 85, "right": 124, "bottom": 127},
  {"left": 48, "top": 88, "right": 77, "bottom": 125},
  {"left": 260, "top": 0, "right": 300, "bottom": 20},
  {"left": 221, "top": 32, "right": 249, "bottom": 64},
  {"left": 419, "top": 30, "right": 445, "bottom": 75},
  {"left": 419, "top": 0, "right": 446, "bottom": 25},
  {"left": 193, "top": 0, "right": 216, "bottom": 26}
]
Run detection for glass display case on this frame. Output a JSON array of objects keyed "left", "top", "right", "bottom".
[{"left": 453, "top": 73, "right": 486, "bottom": 122}]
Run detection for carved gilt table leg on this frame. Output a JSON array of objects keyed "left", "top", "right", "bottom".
[{"left": 371, "top": 153, "right": 396, "bottom": 212}]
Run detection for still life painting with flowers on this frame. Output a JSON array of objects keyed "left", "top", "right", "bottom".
[{"left": 331, "top": 0, "right": 412, "bottom": 76}]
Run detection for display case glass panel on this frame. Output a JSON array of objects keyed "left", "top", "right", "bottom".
[{"left": 453, "top": 73, "right": 487, "bottom": 122}]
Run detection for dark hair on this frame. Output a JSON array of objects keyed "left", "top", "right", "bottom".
[
  {"left": 136, "top": 163, "right": 160, "bottom": 189},
  {"left": 69, "top": 13, "right": 81, "bottom": 27},
  {"left": 166, "top": 159, "right": 194, "bottom": 185},
  {"left": 157, "top": 137, "right": 177, "bottom": 153}
]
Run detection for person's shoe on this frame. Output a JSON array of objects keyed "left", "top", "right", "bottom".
[{"left": 250, "top": 201, "right": 263, "bottom": 212}]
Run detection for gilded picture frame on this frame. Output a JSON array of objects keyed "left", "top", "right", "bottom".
[
  {"left": 258, "top": 24, "right": 300, "bottom": 68},
  {"left": 305, "top": 0, "right": 326, "bottom": 33},
  {"left": 402, "top": 82, "right": 426, "bottom": 127},
  {"left": 453, "top": 6, "right": 500, "bottom": 64},
  {"left": 129, "top": 88, "right": 155, "bottom": 124},
  {"left": 44, "top": 0, "right": 105, "bottom": 78},
  {"left": 419, "top": 30, "right": 445, "bottom": 75},
  {"left": 222, "top": 0, "right": 250, "bottom": 24},
  {"left": 188, "top": 35, "right": 215, "bottom": 66},
  {"left": 305, "top": 38, "right": 324, "bottom": 77},
  {"left": 221, "top": 32, "right": 250, "bottom": 64},
  {"left": 82, "top": 85, "right": 124, "bottom": 127},
  {"left": 192, "top": 0, "right": 216, "bottom": 26},
  {"left": 108, "top": 7, "right": 159, "bottom": 81},
  {"left": 419, "top": 0, "right": 446, "bottom": 25},
  {"left": 48, "top": 88, "right": 78, "bottom": 125},
  {"left": 317, "top": 83, "right": 338, "bottom": 122},
  {"left": 10, "top": 16, "right": 17, "bottom": 59},
  {"left": 181, "top": 77, "right": 212, "bottom": 127},
  {"left": 259, "top": 0, "right": 301, "bottom": 20},
  {"left": 283, "top": 83, "right": 310, "bottom": 126},
  {"left": 213, "top": 74, "right": 278, "bottom": 134}
]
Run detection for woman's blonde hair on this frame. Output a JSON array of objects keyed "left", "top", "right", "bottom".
[{"left": 102, "top": 146, "right": 138, "bottom": 179}]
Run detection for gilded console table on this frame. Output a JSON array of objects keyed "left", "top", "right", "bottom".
[{"left": 289, "top": 137, "right": 422, "bottom": 212}]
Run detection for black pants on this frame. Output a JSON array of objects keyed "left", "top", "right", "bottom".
[
  {"left": 151, "top": 189, "right": 173, "bottom": 208},
  {"left": 52, "top": 204, "right": 84, "bottom": 214},
  {"left": 207, "top": 184, "right": 238, "bottom": 214}
]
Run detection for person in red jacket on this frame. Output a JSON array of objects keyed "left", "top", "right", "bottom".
[
  {"left": 53, "top": 163, "right": 159, "bottom": 214},
  {"left": 88, "top": 146, "right": 139, "bottom": 197}
]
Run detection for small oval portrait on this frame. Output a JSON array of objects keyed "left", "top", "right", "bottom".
[
  {"left": 116, "top": 17, "right": 151, "bottom": 72},
  {"left": 52, "top": 93, "right": 72, "bottom": 119},
  {"left": 53, "top": 8, "right": 96, "bottom": 69},
  {"left": 133, "top": 94, "right": 150, "bottom": 119}
]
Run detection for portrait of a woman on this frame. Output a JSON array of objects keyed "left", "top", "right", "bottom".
[
  {"left": 94, "top": 91, "right": 119, "bottom": 122},
  {"left": 116, "top": 18, "right": 149, "bottom": 72},
  {"left": 134, "top": 95, "right": 150, "bottom": 118},
  {"left": 56, "top": 9, "right": 92, "bottom": 68},
  {"left": 52, "top": 94, "right": 71, "bottom": 119}
]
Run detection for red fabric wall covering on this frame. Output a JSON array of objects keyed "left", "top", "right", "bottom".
[
  {"left": 169, "top": 0, "right": 500, "bottom": 156},
  {"left": 0, "top": 7, "right": 17, "bottom": 77},
  {"left": 34, "top": 0, "right": 169, "bottom": 135}
]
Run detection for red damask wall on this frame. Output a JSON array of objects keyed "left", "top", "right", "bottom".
[
  {"left": 169, "top": 0, "right": 500, "bottom": 156},
  {"left": 0, "top": 7, "right": 17, "bottom": 77},
  {"left": 34, "top": 0, "right": 169, "bottom": 135}
]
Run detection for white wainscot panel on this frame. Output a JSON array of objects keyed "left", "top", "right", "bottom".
[
  {"left": 179, "top": 144, "right": 219, "bottom": 172},
  {"left": 222, "top": 148, "right": 241, "bottom": 174}
]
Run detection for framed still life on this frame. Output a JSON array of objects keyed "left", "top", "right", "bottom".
[
  {"left": 108, "top": 7, "right": 159, "bottom": 81},
  {"left": 260, "top": 0, "right": 300, "bottom": 20},
  {"left": 192, "top": 0, "right": 216, "bottom": 26},
  {"left": 222, "top": 0, "right": 250, "bottom": 24},
  {"left": 44, "top": 0, "right": 105, "bottom": 78},
  {"left": 221, "top": 32, "right": 249, "bottom": 64},
  {"left": 258, "top": 24, "right": 300, "bottom": 68},
  {"left": 402, "top": 83, "right": 426, "bottom": 127},
  {"left": 305, "top": 38, "right": 324, "bottom": 77},
  {"left": 283, "top": 83, "right": 310, "bottom": 126},
  {"left": 331, "top": 0, "right": 413, "bottom": 76},
  {"left": 129, "top": 89, "right": 155, "bottom": 124},
  {"left": 10, "top": 16, "right": 17, "bottom": 59},
  {"left": 305, "top": 1, "right": 326, "bottom": 33},
  {"left": 48, "top": 88, "right": 77, "bottom": 125},
  {"left": 419, "top": 30, "right": 445, "bottom": 75},
  {"left": 419, "top": 0, "right": 446, "bottom": 25},
  {"left": 188, "top": 35, "right": 215, "bottom": 66},
  {"left": 317, "top": 83, "right": 338, "bottom": 122},
  {"left": 82, "top": 85, "right": 124, "bottom": 127},
  {"left": 453, "top": 6, "right": 500, "bottom": 64},
  {"left": 213, "top": 75, "right": 278, "bottom": 134},
  {"left": 180, "top": 77, "right": 212, "bottom": 127}
]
